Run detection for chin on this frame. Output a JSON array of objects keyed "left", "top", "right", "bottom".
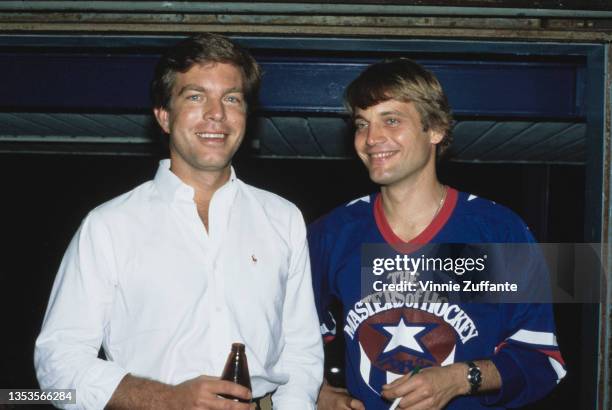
[
  {"left": 194, "top": 154, "right": 231, "bottom": 167},
  {"left": 196, "top": 161, "right": 231, "bottom": 172},
  {"left": 367, "top": 168, "right": 392, "bottom": 184},
  {"left": 369, "top": 175, "right": 393, "bottom": 186}
]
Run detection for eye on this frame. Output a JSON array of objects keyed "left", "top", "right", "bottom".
[
  {"left": 354, "top": 120, "right": 368, "bottom": 130},
  {"left": 224, "top": 95, "right": 243, "bottom": 104},
  {"left": 187, "top": 94, "right": 202, "bottom": 102},
  {"left": 385, "top": 117, "right": 399, "bottom": 126}
]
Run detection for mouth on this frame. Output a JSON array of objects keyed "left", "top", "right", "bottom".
[
  {"left": 195, "top": 132, "right": 226, "bottom": 139},
  {"left": 368, "top": 151, "right": 397, "bottom": 160}
]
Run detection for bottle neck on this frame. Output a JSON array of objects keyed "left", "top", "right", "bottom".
[{"left": 231, "top": 343, "right": 245, "bottom": 354}]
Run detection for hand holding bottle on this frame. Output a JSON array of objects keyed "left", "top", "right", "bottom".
[{"left": 171, "top": 375, "right": 252, "bottom": 409}]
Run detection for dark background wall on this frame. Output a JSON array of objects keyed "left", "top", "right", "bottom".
[{"left": 1, "top": 151, "right": 585, "bottom": 409}]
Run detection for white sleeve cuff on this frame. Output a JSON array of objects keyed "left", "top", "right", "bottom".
[{"left": 60, "top": 362, "right": 128, "bottom": 410}]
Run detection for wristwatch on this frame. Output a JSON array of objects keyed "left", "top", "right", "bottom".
[{"left": 466, "top": 361, "right": 482, "bottom": 394}]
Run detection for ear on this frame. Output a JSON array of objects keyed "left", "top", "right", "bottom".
[
  {"left": 153, "top": 107, "right": 171, "bottom": 134},
  {"left": 428, "top": 128, "right": 444, "bottom": 145}
]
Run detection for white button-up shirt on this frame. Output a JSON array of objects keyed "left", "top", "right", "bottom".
[{"left": 35, "top": 160, "right": 323, "bottom": 409}]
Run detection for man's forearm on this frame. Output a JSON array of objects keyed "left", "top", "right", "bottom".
[
  {"left": 381, "top": 359, "right": 503, "bottom": 408},
  {"left": 106, "top": 374, "right": 174, "bottom": 410},
  {"left": 105, "top": 373, "right": 253, "bottom": 410},
  {"left": 475, "top": 360, "right": 502, "bottom": 392}
]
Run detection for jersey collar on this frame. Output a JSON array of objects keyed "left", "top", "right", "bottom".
[{"left": 374, "top": 187, "right": 458, "bottom": 249}]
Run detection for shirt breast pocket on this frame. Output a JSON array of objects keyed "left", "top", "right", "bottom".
[{"left": 119, "top": 242, "right": 208, "bottom": 312}]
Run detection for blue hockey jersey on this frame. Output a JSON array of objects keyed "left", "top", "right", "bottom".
[{"left": 308, "top": 188, "right": 566, "bottom": 409}]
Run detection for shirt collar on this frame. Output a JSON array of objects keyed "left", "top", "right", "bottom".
[{"left": 153, "top": 159, "right": 237, "bottom": 203}]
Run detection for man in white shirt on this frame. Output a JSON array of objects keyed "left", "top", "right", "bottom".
[{"left": 34, "top": 33, "right": 323, "bottom": 410}]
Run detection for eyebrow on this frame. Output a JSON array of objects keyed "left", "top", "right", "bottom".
[
  {"left": 177, "top": 84, "right": 204, "bottom": 96},
  {"left": 379, "top": 110, "right": 406, "bottom": 117},
  {"left": 177, "top": 84, "right": 244, "bottom": 96},
  {"left": 353, "top": 110, "right": 405, "bottom": 120}
]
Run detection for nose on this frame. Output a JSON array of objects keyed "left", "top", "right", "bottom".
[
  {"left": 204, "top": 98, "right": 225, "bottom": 121},
  {"left": 365, "top": 122, "right": 385, "bottom": 146}
]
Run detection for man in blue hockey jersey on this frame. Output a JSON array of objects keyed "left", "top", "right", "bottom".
[{"left": 308, "top": 59, "right": 566, "bottom": 409}]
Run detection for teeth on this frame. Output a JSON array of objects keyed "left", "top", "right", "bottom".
[
  {"left": 196, "top": 132, "right": 225, "bottom": 139},
  {"left": 370, "top": 152, "right": 395, "bottom": 159}
]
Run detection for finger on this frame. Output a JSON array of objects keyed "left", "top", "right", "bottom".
[
  {"left": 210, "top": 396, "right": 252, "bottom": 410},
  {"left": 382, "top": 374, "right": 409, "bottom": 390},
  {"left": 349, "top": 398, "right": 366, "bottom": 410},
  {"left": 395, "top": 388, "right": 432, "bottom": 410},
  {"left": 211, "top": 380, "right": 252, "bottom": 401},
  {"left": 383, "top": 369, "right": 422, "bottom": 390},
  {"left": 335, "top": 394, "right": 352, "bottom": 410},
  {"left": 329, "top": 391, "right": 358, "bottom": 410},
  {"left": 381, "top": 377, "right": 420, "bottom": 401}
]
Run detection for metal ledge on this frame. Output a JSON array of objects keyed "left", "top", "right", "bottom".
[
  {"left": 0, "top": 1, "right": 611, "bottom": 18},
  {"left": 0, "top": 22, "right": 609, "bottom": 43}
]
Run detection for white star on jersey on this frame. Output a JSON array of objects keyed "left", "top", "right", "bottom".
[{"left": 383, "top": 318, "right": 427, "bottom": 353}]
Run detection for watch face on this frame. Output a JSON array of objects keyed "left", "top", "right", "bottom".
[
  {"left": 471, "top": 370, "right": 482, "bottom": 384},
  {"left": 468, "top": 365, "right": 482, "bottom": 388}
]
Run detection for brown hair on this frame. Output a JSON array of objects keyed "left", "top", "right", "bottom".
[
  {"left": 151, "top": 33, "right": 261, "bottom": 110},
  {"left": 345, "top": 58, "right": 453, "bottom": 155}
]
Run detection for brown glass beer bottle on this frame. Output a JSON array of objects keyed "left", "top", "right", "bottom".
[{"left": 220, "top": 343, "right": 252, "bottom": 402}]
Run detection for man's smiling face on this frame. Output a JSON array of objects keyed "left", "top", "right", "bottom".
[
  {"left": 154, "top": 62, "right": 247, "bottom": 179},
  {"left": 353, "top": 99, "right": 442, "bottom": 188}
]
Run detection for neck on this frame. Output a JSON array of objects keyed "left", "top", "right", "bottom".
[
  {"left": 380, "top": 171, "right": 446, "bottom": 242},
  {"left": 169, "top": 160, "right": 232, "bottom": 231},
  {"left": 171, "top": 164, "right": 231, "bottom": 201}
]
